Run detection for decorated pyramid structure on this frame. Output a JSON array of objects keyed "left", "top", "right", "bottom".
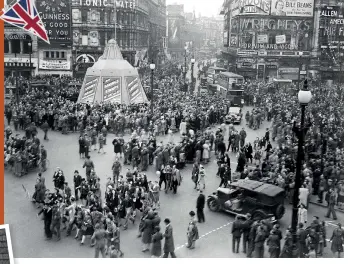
[{"left": 77, "top": 39, "right": 148, "bottom": 105}]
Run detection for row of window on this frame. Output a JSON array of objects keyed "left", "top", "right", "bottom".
[
  {"left": 44, "top": 51, "right": 66, "bottom": 59},
  {"left": 74, "top": 31, "right": 150, "bottom": 48},
  {"left": 75, "top": 9, "right": 147, "bottom": 26},
  {"left": 4, "top": 38, "right": 32, "bottom": 54}
]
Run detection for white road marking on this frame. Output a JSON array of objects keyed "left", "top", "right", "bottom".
[
  {"left": 174, "top": 221, "right": 234, "bottom": 252},
  {"left": 326, "top": 221, "right": 344, "bottom": 229}
]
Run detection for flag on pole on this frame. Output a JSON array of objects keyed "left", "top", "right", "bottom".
[{"left": 0, "top": 0, "right": 50, "bottom": 44}]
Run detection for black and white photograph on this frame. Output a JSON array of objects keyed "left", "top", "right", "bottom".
[
  {"left": 0, "top": 225, "right": 14, "bottom": 264},
  {"left": 3, "top": 0, "right": 344, "bottom": 259}
]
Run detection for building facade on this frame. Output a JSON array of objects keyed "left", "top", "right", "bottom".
[
  {"left": 167, "top": 4, "right": 185, "bottom": 59},
  {"left": 71, "top": 0, "right": 166, "bottom": 77},
  {"left": 148, "top": 0, "right": 166, "bottom": 65},
  {"left": 221, "top": 0, "right": 319, "bottom": 82},
  {"left": 36, "top": 0, "right": 73, "bottom": 76},
  {"left": 3, "top": 0, "right": 38, "bottom": 77}
]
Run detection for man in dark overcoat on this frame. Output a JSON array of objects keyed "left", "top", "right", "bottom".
[{"left": 163, "top": 218, "right": 176, "bottom": 258}]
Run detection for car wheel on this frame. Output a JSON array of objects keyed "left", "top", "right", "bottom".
[
  {"left": 207, "top": 197, "right": 220, "bottom": 212},
  {"left": 252, "top": 210, "right": 267, "bottom": 220},
  {"left": 275, "top": 204, "right": 285, "bottom": 219}
]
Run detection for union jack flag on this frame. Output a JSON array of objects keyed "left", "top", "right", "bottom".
[{"left": 0, "top": 0, "right": 50, "bottom": 44}]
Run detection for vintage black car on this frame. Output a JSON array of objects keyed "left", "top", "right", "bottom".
[{"left": 207, "top": 180, "right": 286, "bottom": 221}]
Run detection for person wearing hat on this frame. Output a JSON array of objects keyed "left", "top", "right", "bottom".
[
  {"left": 140, "top": 210, "right": 154, "bottom": 252},
  {"left": 37, "top": 200, "right": 53, "bottom": 240},
  {"left": 41, "top": 120, "right": 50, "bottom": 141},
  {"left": 82, "top": 156, "right": 95, "bottom": 183},
  {"left": 73, "top": 170, "right": 83, "bottom": 200},
  {"left": 163, "top": 218, "right": 176, "bottom": 258},
  {"left": 79, "top": 178, "right": 89, "bottom": 206},
  {"left": 151, "top": 225, "right": 163, "bottom": 257},
  {"left": 325, "top": 188, "right": 338, "bottom": 220},
  {"left": 51, "top": 201, "right": 62, "bottom": 241},
  {"left": 330, "top": 222, "right": 344, "bottom": 258},
  {"left": 197, "top": 165, "right": 206, "bottom": 190},
  {"left": 187, "top": 211, "right": 199, "bottom": 249},
  {"left": 242, "top": 213, "right": 253, "bottom": 254},
  {"left": 112, "top": 157, "right": 122, "bottom": 184},
  {"left": 91, "top": 223, "right": 107, "bottom": 258},
  {"left": 196, "top": 190, "right": 205, "bottom": 223},
  {"left": 266, "top": 229, "right": 281, "bottom": 258},
  {"left": 40, "top": 145, "right": 47, "bottom": 172},
  {"left": 231, "top": 215, "right": 243, "bottom": 253}
]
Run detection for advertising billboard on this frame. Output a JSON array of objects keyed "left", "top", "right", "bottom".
[
  {"left": 270, "top": 0, "right": 314, "bottom": 17},
  {"left": 276, "top": 35, "right": 286, "bottom": 44},
  {"left": 37, "top": 0, "right": 72, "bottom": 48},
  {"left": 319, "top": 5, "right": 344, "bottom": 69},
  {"left": 257, "top": 34, "right": 269, "bottom": 44},
  {"left": 239, "top": 17, "right": 312, "bottom": 31},
  {"left": 319, "top": 6, "right": 344, "bottom": 42},
  {"left": 229, "top": 0, "right": 271, "bottom": 16},
  {"left": 168, "top": 18, "right": 182, "bottom": 49}
]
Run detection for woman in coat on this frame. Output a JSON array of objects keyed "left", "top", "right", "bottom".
[
  {"left": 330, "top": 223, "right": 344, "bottom": 258},
  {"left": 141, "top": 211, "right": 154, "bottom": 252},
  {"left": 197, "top": 166, "right": 206, "bottom": 190},
  {"left": 151, "top": 226, "right": 163, "bottom": 257},
  {"left": 202, "top": 140, "right": 210, "bottom": 164},
  {"left": 297, "top": 204, "right": 308, "bottom": 228}
]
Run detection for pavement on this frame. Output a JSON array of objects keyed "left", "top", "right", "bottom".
[{"left": 4, "top": 107, "right": 344, "bottom": 258}]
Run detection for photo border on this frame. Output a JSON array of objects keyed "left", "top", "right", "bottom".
[{"left": 0, "top": 224, "right": 14, "bottom": 264}]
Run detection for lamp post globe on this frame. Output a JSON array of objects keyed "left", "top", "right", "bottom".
[
  {"left": 150, "top": 62, "right": 155, "bottom": 115},
  {"left": 28, "top": 41, "right": 32, "bottom": 79},
  {"left": 298, "top": 90, "right": 312, "bottom": 105},
  {"left": 191, "top": 58, "right": 195, "bottom": 64}
]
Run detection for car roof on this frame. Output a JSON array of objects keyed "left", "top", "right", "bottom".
[
  {"left": 229, "top": 107, "right": 241, "bottom": 113},
  {"left": 220, "top": 72, "right": 244, "bottom": 79},
  {"left": 231, "top": 180, "right": 284, "bottom": 197}
]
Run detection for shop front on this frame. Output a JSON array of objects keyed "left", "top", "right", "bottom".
[
  {"left": 277, "top": 67, "right": 299, "bottom": 80},
  {"left": 4, "top": 57, "right": 38, "bottom": 78}
]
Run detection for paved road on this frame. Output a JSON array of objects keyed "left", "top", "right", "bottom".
[{"left": 4, "top": 107, "right": 343, "bottom": 258}]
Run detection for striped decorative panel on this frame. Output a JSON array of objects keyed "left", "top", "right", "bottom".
[
  {"left": 125, "top": 76, "right": 142, "bottom": 103},
  {"left": 82, "top": 76, "right": 99, "bottom": 101},
  {"left": 102, "top": 77, "right": 121, "bottom": 103}
]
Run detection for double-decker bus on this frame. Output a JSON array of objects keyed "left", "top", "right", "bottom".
[
  {"left": 217, "top": 72, "right": 245, "bottom": 106},
  {"left": 207, "top": 66, "right": 227, "bottom": 93}
]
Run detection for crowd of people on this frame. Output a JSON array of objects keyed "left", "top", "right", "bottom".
[{"left": 4, "top": 56, "right": 344, "bottom": 258}]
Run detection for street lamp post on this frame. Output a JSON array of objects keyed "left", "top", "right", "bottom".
[
  {"left": 297, "top": 52, "right": 303, "bottom": 90},
  {"left": 291, "top": 79, "right": 312, "bottom": 257},
  {"left": 184, "top": 46, "right": 187, "bottom": 92},
  {"left": 14, "top": 61, "right": 19, "bottom": 104},
  {"left": 150, "top": 61, "right": 156, "bottom": 116},
  {"left": 28, "top": 41, "right": 32, "bottom": 78},
  {"left": 191, "top": 58, "right": 195, "bottom": 94}
]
